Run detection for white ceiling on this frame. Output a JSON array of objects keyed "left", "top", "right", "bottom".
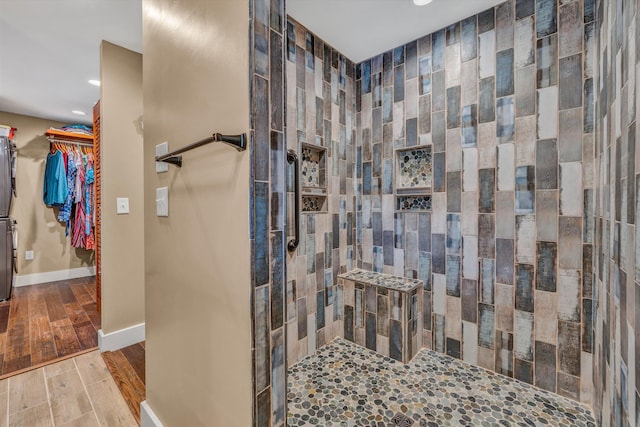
[
  {"left": 0, "top": 0, "right": 502, "bottom": 125},
  {"left": 287, "top": 0, "right": 506, "bottom": 63},
  {"left": 0, "top": 0, "right": 142, "bottom": 125}
]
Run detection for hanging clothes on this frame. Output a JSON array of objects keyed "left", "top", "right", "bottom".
[
  {"left": 57, "top": 151, "right": 77, "bottom": 236},
  {"left": 43, "top": 150, "right": 68, "bottom": 207}
]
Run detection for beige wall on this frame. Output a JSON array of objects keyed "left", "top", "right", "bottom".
[
  {"left": 142, "top": 0, "right": 252, "bottom": 425},
  {"left": 0, "top": 111, "right": 94, "bottom": 276},
  {"left": 99, "top": 41, "right": 145, "bottom": 334}
]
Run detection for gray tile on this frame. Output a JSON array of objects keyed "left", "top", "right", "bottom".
[
  {"left": 536, "top": 190, "right": 558, "bottom": 241},
  {"left": 479, "top": 169, "right": 496, "bottom": 213},
  {"left": 462, "top": 279, "right": 478, "bottom": 323},
  {"left": 535, "top": 341, "right": 557, "bottom": 392},
  {"left": 536, "top": 139, "right": 558, "bottom": 190},
  {"left": 559, "top": 217, "right": 582, "bottom": 269},
  {"left": 447, "top": 86, "right": 461, "bottom": 128},
  {"left": 479, "top": 77, "right": 496, "bottom": 123},
  {"left": 478, "top": 214, "right": 496, "bottom": 258},
  {"left": 536, "top": 242, "right": 557, "bottom": 292},
  {"left": 496, "top": 239, "right": 514, "bottom": 285},
  {"left": 558, "top": 108, "right": 583, "bottom": 162},
  {"left": 558, "top": 321, "right": 581, "bottom": 376},
  {"left": 559, "top": 54, "right": 582, "bottom": 110}
]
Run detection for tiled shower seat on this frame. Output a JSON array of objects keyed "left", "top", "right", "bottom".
[{"left": 338, "top": 269, "right": 423, "bottom": 363}]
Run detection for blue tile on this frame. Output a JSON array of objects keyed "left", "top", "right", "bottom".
[
  {"left": 406, "top": 41, "right": 418, "bottom": 80},
  {"left": 496, "top": 96, "right": 515, "bottom": 142},
  {"left": 373, "top": 247, "right": 384, "bottom": 273},
  {"left": 362, "top": 59, "right": 371, "bottom": 94},
  {"left": 462, "top": 104, "right": 478, "bottom": 147},
  {"left": 481, "top": 259, "right": 495, "bottom": 304},
  {"left": 254, "top": 182, "right": 270, "bottom": 287},
  {"left": 394, "top": 64, "right": 405, "bottom": 102},
  {"left": 446, "top": 255, "right": 461, "bottom": 297},
  {"left": 393, "top": 45, "right": 405, "bottom": 66},
  {"left": 305, "top": 32, "right": 314, "bottom": 71},
  {"left": 432, "top": 29, "right": 445, "bottom": 71},
  {"left": 461, "top": 16, "right": 477, "bottom": 62},
  {"left": 496, "top": 49, "right": 514, "bottom": 97},
  {"left": 446, "top": 213, "right": 462, "bottom": 254},
  {"left": 317, "top": 291, "right": 325, "bottom": 329},
  {"left": 271, "top": 231, "right": 284, "bottom": 329},
  {"left": 536, "top": 0, "right": 557, "bottom": 38},
  {"left": 515, "top": 166, "right": 535, "bottom": 213},
  {"left": 419, "top": 55, "right": 432, "bottom": 95}
]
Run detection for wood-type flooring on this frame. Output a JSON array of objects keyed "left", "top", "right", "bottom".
[
  {"left": 102, "top": 342, "right": 145, "bottom": 424},
  {"left": 0, "top": 276, "right": 99, "bottom": 377}
]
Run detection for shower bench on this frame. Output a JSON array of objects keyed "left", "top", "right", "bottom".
[{"left": 338, "top": 269, "right": 423, "bottom": 363}]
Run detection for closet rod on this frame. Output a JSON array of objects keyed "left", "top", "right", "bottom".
[
  {"left": 47, "top": 138, "right": 93, "bottom": 148},
  {"left": 155, "top": 133, "right": 247, "bottom": 167}
]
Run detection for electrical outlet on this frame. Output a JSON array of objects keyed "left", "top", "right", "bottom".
[
  {"left": 116, "top": 197, "right": 130, "bottom": 214},
  {"left": 25, "top": 250, "right": 33, "bottom": 260}
]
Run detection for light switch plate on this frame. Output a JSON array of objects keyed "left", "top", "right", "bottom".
[
  {"left": 156, "top": 187, "right": 169, "bottom": 217},
  {"left": 25, "top": 251, "right": 33, "bottom": 260},
  {"left": 116, "top": 197, "right": 130, "bottom": 214},
  {"left": 156, "top": 142, "right": 169, "bottom": 173}
]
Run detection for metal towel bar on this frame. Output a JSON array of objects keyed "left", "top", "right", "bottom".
[
  {"left": 287, "top": 150, "right": 300, "bottom": 252},
  {"left": 155, "top": 133, "right": 247, "bottom": 167}
]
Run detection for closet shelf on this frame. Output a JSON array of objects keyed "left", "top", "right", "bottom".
[{"left": 45, "top": 129, "right": 94, "bottom": 142}]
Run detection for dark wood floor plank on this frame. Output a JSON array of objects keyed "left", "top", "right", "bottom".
[
  {"left": 84, "top": 283, "right": 97, "bottom": 302},
  {"left": 29, "top": 311, "right": 57, "bottom": 366},
  {"left": 69, "top": 284, "right": 94, "bottom": 307},
  {"left": 0, "top": 306, "right": 10, "bottom": 334},
  {"left": 102, "top": 350, "right": 144, "bottom": 423},
  {"left": 64, "top": 302, "right": 91, "bottom": 326},
  {"left": 120, "top": 343, "right": 145, "bottom": 383},
  {"left": 83, "top": 304, "right": 101, "bottom": 329},
  {"left": 57, "top": 283, "right": 77, "bottom": 304},
  {"left": 2, "top": 354, "right": 30, "bottom": 374},
  {"left": 73, "top": 320, "right": 98, "bottom": 349},
  {"left": 0, "top": 278, "right": 98, "bottom": 376},
  {"left": 45, "top": 290, "right": 67, "bottom": 323},
  {"left": 51, "top": 318, "right": 81, "bottom": 358}
]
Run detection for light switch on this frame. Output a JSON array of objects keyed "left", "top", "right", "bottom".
[
  {"left": 156, "top": 142, "right": 169, "bottom": 173},
  {"left": 116, "top": 198, "right": 130, "bottom": 214},
  {"left": 156, "top": 187, "right": 169, "bottom": 217}
]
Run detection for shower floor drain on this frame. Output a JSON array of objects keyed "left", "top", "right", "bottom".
[{"left": 391, "top": 413, "right": 414, "bottom": 426}]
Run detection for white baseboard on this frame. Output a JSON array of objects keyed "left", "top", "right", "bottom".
[
  {"left": 140, "top": 401, "right": 165, "bottom": 427},
  {"left": 14, "top": 266, "right": 96, "bottom": 287},
  {"left": 98, "top": 322, "right": 145, "bottom": 352}
]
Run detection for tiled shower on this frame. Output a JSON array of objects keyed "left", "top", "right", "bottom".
[{"left": 249, "top": 0, "right": 640, "bottom": 425}]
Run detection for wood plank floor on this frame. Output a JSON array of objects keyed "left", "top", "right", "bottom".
[
  {"left": 0, "top": 276, "right": 99, "bottom": 377},
  {"left": 102, "top": 342, "right": 146, "bottom": 424}
]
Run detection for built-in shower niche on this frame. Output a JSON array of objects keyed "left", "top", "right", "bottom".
[
  {"left": 301, "top": 143, "right": 328, "bottom": 213},
  {"left": 395, "top": 145, "right": 432, "bottom": 212}
]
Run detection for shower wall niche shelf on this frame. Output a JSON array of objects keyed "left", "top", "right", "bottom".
[
  {"left": 395, "top": 145, "right": 433, "bottom": 212},
  {"left": 300, "top": 143, "right": 328, "bottom": 213}
]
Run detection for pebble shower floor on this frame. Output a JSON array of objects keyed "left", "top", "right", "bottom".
[{"left": 287, "top": 339, "right": 596, "bottom": 426}]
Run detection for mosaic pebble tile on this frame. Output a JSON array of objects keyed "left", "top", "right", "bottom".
[
  {"left": 396, "top": 147, "right": 433, "bottom": 189},
  {"left": 397, "top": 195, "right": 432, "bottom": 212},
  {"left": 339, "top": 269, "right": 423, "bottom": 293},
  {"left": 287, "top": 339, "right": 596, "bottom": 426}
]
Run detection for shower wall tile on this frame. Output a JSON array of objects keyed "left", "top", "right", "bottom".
[
  {"left": 352, "top": 0, "right": 595, "bottom": 407},
  {"left": 285, "top": 18, "right": 357, "bottom": 367}
]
